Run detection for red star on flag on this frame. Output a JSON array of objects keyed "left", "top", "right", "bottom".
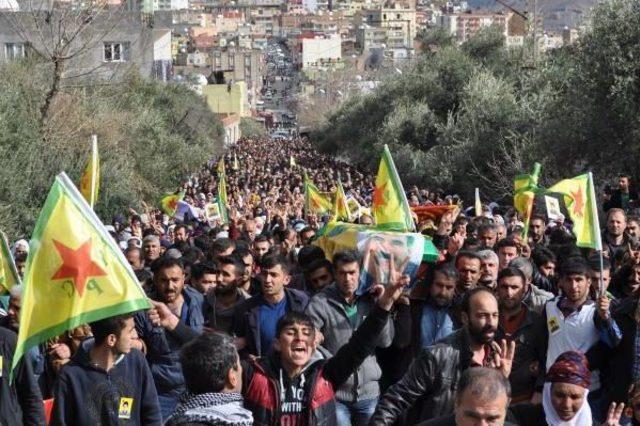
[
  {"left": 570, "top": 188, "right": 585, "bottom": 217},
  {"left": 52, "top": 239, "right": 107, "bottom": 297},
  {"left": 373, "top": 182, "right": 387, "bottom": 209}
]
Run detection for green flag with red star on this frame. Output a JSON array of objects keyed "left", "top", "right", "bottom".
[
  {"left": 11, "top": 172, "right": 150, "bottom": 378},
  {"left": 547, "top": 173, "right": 602, "bottom": 250},
  {"left": 372, "top": 145, "right": 415, "bottom": 232}
]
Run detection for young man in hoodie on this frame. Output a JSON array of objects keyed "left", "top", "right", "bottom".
[
  {"left": 51, "top": 313, "right": 162, "bottom": 425},
  {"left": 165, "top": 332, "right": 253, "bottom": 425}
]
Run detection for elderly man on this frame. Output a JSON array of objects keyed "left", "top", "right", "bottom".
[{"left": 477, "top": 250, "right": 499, "bottom": 290}]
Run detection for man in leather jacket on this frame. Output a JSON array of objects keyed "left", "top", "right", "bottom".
[{"left": 370, "top": 287, "right": 515, "bottom": 425}]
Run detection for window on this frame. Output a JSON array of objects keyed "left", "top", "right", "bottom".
[
  {"left": 103, "top": 42, "right": 130, "bottom": 62},
  {"left": 5, "top": 43, "right": 27, "bottom": 60}
]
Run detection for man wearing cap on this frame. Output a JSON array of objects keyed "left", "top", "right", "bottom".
[{"left": 543, "top": 259, "right": 621, "bottom": 421}]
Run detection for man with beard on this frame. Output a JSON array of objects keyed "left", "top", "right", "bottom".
[
  {"left": 529, "top": 215, "right": 548, "bottom": 248},
  {"left": 411, "top": 263, "right": 457, "bottom": 351},
  {"left": 477, "top": 250, "right": 499, "bottom": 290},
  {"left": 454, "top": 251, "right": 482, "bottom": 295},
  {"left": 496, "top": 267, "right": 546, "bottom": 404},
  {"left": 234, "top": 248, "right": 261, "bottom": 296},
  {"left": 205, "top": 256, "right": 249, "bottom": 333},
  {"left": 135, "top": 257, "right": 204, "bottom": 419},
  {"left": 603, "top": 208, "right": 629, "bottom": 273},
  {"left": 477, "top": 224, "right": 498, "bottom": 249},
  {"left": 252, "top": 234, "right": 271, "bottom": 262},
  {"left": 371, "top": 287, "right": 515, "bottom": 424}
]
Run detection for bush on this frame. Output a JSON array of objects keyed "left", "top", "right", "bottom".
[{"left": 0, "top": 60, "right": 224, "bottom": 238}]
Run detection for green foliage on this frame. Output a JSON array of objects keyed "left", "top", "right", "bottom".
[
  {"left": 0, "top": 60, "right": 224, "bottom": 238},
  {"left": 313, "top": 0, "right": 640, "bottom": 201},
  {"left": 240, "top": 117, "right": 267, "bottom": 138}
]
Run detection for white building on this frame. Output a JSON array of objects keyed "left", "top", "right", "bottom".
[{"left": 301, "top": 35, "right": 341, "bottom": 69}]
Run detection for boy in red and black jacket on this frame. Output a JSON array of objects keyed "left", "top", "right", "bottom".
[{"left": 241, "top": 274, "right": 407, "bottom": 425}]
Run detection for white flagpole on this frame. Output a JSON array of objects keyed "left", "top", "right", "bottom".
[{"left": 588, "top": 172, "right": 604, "bottom": 296}]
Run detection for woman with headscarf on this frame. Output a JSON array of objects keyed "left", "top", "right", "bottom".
[{"left": 510, "top": 351, "right": 625, "bottom": 425}]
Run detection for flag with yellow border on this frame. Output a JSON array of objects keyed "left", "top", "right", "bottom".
[
  {"left": 547, "top": 173, "right": 601, "bottom": 250},
  {"left": 160, "top": 191, "right": 185, "bottom": 217},
  {"left": 0, "top": 231, "right": 20, "bottom": 293},
  {"left": 372, "top": 145, "right": 415, "bottom": 232},
  {"left": 304, "top": 172, "right": 332, "bottom": 215},
  {"left": 11, "top": 172, "right": 151, "bottom": 377},
  {"left": 333, "top": 180, "right": 351, "bottom": 222}
]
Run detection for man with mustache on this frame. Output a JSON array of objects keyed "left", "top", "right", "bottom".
[
  {"left": 410, "top": 263, "right": 458, "bottom": 351},
  {"left": 371, "top": 287, "right": 515, "bottom": 424},
  {"left": 135, "top": 256, "right": 204, "bottom": 419},
  {"left": 496, "top": 267, "right": 547, "bottom": 404},
  {"left": 477, "top": 250, "right": 499, "bottom": 290}
]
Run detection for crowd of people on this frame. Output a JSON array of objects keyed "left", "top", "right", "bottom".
[{"left": 2, "top": 137, "right": 640, "bottom": 426}]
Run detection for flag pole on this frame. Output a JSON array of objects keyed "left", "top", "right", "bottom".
[
  {"left": 90, "top": 135, "right": 98, "bottom": 209},
  {"left": 588, "top": 172, "right": 604, "bottom": 297}
]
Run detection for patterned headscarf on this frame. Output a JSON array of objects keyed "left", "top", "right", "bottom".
[{"left": 545, "top": 351, "right": 591, "bottom": 389}]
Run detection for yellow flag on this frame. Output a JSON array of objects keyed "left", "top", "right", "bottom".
[
  {"left": 233, "top": 153, "right": 239, "bottom": 171},
  {"left": 0, "top": 232, "right": 20, "bottom": 292},
  {"left": 333, "top": 180, "right": 351, "bottom": 222},
  {"left": 548, "top": 173, "right": 601, "bottom": 250},
  {"left": 372, "top": 145, "right": 415, "bottom": 232},
  {"left": 79, "top": 135, "right": 100, "bottom": 208},
  {"left": 304, "top": 172, "right": 332, "bottom": 215},
  {"left": 12, "top": 172, "right": 150, "bottom": 377},
  {"left": 290, "top": 156, "right": 297, "bottom": 167},
  {"left": 217, "top": 157, "right": 226, "bottom": 175}
]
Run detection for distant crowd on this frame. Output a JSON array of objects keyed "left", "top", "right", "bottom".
[{"left": 2, "top": 137, "right": 640, "bottom": 426}]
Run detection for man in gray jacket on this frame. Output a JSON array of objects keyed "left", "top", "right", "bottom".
[{"left": 305, "top": 250, "right": 394, "bottom": 426}]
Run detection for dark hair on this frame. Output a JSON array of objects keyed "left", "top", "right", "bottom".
[
  {"left": 531, "top": 246, "right": 556, "bottom": 267},
  {"left": 461, "top": 287, "right": 496, "bottom": 315},
  {"left": 218, "top": 255, "right": 246, "bottom": 277},
  {"left": 254, "top": 234, "right": 270, "bottom": 244},
  {"left": 494, "top": 237, "right": 519, "bottom": 253},
  {"left": 174, "top": 224, "right": 189, "bottom": 235},
  {"left": 298, "top": 246, "right": 325, "bottom": 270},
  {"left": 14, "top": 252, "right": 28, "bottom": 262},
  {"left": 182, "top": 247, "right": 204, "bottom": 265},
  {"left": 191, "top": 261, "right": 219, "bottom": 281},
  {"left": 433, "top": 262, "right": 458, "bottom": 280},
  {"left": 497, "top": 267, "right": 526, "bottom": 286},
  {"left": 457, "top": 367, "right": 511, "bottom": 401},
  {"left": 306, "top": 258, "right": 333, "bottom": 275},
  {"left": 233, "top": 246, "right": 252, "bottom": 260},
  {"left": 90, "top": 313, "right": 134, "bottom": 346},
  {"left": 210, "top": 238, "right": 236, "bottom": 257},
  {"left": 559, "top": 258, "right": 590, "bottom": 278},
  {"left": 530, "top": 214, "right": 547, "bottom": 224},
  {"left": 259, "top": 254, "right": 290, "bottom": 274},
  {"left": 180, "top": 332, "right": 239, "bottom": 394},
  {"left": 587, "top": 254, "right": 611, "bottom": 272},
  {"left": 628, "top": 215, "right": 640, "bottom": 225},
  {"left": 124, "top": 246, "right": 142, "bottom": 258},
  {"left": 276, "top": 311, "right": 316, "bottom": 338},
  {"left": 455, "top": 250, "right": 482, "bottom": 267},
  {"left": 151, "top": 256, "right": 183, "bottom": 274},
  {"left": 477, "top": 224, "right": 497, "bottom": 234},
  {"left": 193, "top": 235, "right": 213, "bottom": 253},
  {"left": 332, "top": 249, "right": 361, "bottom": 269}
]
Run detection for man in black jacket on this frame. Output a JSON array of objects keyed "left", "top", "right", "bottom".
[
  {"left": 232, "top": 254, "right": 309, "bottom": 357},
  {"left": 0, "top": 326, "right": 45, "bottom": 425},
  {"left": 370, "top": 287, "right": 515, "bottom": 425}
]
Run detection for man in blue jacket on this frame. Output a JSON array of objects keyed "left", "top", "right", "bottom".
[
  {"left": 51, "top": 313, "right": 161, "bottom": 425},
  {"left": 232, "top": 254, "right": 309, "bottom": 357},
  {"left": 135, "top": 256, "right": 204, "bottom": 418}
]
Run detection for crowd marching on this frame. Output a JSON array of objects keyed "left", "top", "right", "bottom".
[{"left": 3, "top": 136, "right": 640, "bottom": 426}]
